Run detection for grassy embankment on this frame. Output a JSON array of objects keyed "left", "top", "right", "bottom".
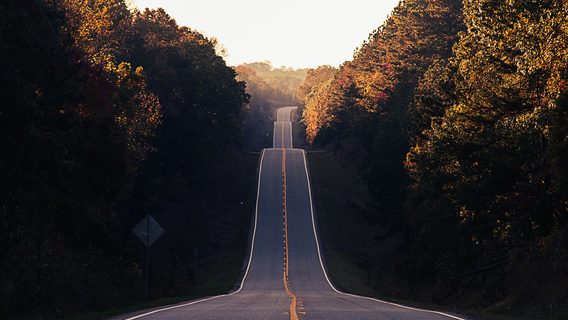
[
  {"left": 307, "top": 151, "right": 545, "bottom": 320},
  {"left": 68, "top": 152, "right": 260, "bottom": 320}
]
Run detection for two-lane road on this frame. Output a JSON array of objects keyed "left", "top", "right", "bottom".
[
  {"left": 115, "top": 107, "right": 466, "bottom": 320},
  {"left": 273, "top": 106, "right": 295, "bottom": 148}
]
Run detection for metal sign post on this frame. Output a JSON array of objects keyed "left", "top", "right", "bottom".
[{"left": 133, "top": 215, "right": 165, "bottom": 301}]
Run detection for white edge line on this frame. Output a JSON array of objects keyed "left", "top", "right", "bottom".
[
  {"left": 287, "top": 107, "right": 296, "bottom": 148},
  {"left": 124, "top": 149, "right": 267, "bottom": 320},
  {"left": 238, "top": 148, "right": 265, "bottom": 290},
  {"left": 300, "top": 150, "right": 467, "bottom": 320},
  {"left": 273, "top": 122, "right": 277, "bottom": 148},
  {"left": 275, "top": 107, "right": 297, "bottom": 149},
  {"left": 289, "top": 122, "right": 293, "bottom": 148}
]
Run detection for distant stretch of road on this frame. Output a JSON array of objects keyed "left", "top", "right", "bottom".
[{"left": 114, "top": 107, "right": 466, "bottom": 320}]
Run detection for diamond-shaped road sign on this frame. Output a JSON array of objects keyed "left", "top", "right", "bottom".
[{"left": 132, "top": 215, "right": 165, "bottom": 247}]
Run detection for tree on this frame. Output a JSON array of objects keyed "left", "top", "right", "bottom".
[
  {"left": 0, "top": 1, "right": 247, "bottom": 317},
  {"left": 0, "top": 0, "right": 150, "bottom": 315},
  {"left": 404, "top": 0, "right": 568, "bottom": 310},
  {"left": 297, "top": 65, "right": 337, "bottom": 104}
]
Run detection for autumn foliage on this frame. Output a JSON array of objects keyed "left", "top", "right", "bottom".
[
  {"left": 300, "top": 0, "right": 567, "bottom": 316},
  {"left": 236, "top": 61, "right": 308, "bottom": 149},
  {"left": 0, "top": 0, "right": 247, "bottom": 317}
]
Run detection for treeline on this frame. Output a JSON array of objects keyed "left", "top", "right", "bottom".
[
  {"left": 301, "top": 0, "right": 567, "bottom": 317},
  {"left": 239, "top": 61, "right": 307, "bottom": 104},
  {"left": 237, "top": 61, "right": 307, "bottom": 149},
  {"left": 1, "top": 0, "right": 249, "bottom": 318}
]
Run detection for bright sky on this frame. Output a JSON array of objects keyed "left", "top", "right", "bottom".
[{"left": 133, "top": 0, "right": 400, "bottom": 68}]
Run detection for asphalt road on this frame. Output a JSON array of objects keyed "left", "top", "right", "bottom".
[{"left": 115, "top": 107, "right": 466, "bottom": 320}]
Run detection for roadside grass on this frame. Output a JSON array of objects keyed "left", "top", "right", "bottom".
[
  {"left": 66, "top": 294, "right": 209, "bottom": 320},
  {"left": 67, "top": 251, "right": 247, "bottom": 320},
  {"left": 291, "top": 108, "right": 307, "bottom": 149},
  {"left": 67, "top": 153, "right": 260, "bottom": 320},
  {"left": 291, "top": 121, "right": 303, "bottom": 149},
  {"left": 306, "top": 151, "right": 548, "bottom": 320},
  {"left": 306, "top": 151, "right": 381, "bottom": 297}
]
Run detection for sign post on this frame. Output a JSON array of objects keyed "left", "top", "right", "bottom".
[{"left": 132, "top": 215, "right": 165, "bottom": 301}]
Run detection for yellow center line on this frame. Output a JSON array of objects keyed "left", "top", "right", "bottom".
[{"left": 281, "top": 122, "right": 299, "bottom": 320}]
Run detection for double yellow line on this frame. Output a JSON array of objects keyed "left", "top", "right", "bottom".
[{"left": 281, "top": 123, "right": 299, "bottom": 320}]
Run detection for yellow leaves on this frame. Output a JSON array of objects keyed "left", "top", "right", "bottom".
[
  {"left": 459, "top": 206, "right": 476, "bottom": 224},
  {"left": 493, "top": 219, "right": 512, "bottom": 241},
  {"left": 302, "top": 77, "right": 341, "bottom": 144},
  {"left": 135, "top": 66, "right": 144, "bottom": 77},
  {"left": 442, "top": 159, "right": 462, "bottom": 177},
  {"left": 115, "top": 115, "right": 128, "bottom": 126},
  {"left": 121, "top": 90, "right": 162, "bottom": 161},
  {"left": 106, "top": 61, "right": 150, "bottom": 95},
  {"left": 450, "top": 103, "right": 466, "bottom": 114},
  {"left": 438, "top": 104, "right": 480, "bottom": 139},
  {"left": 141, "top": 93, "right": 162, "bottom": 128},
  {"left": 94, "top": 55, "right": 161, "bottom": 161},
  {"left": 116, "top": 61, "right": 131, "bottom": 78},
  {"left": 62, "top": 0, "right": 131, "bottom": 67},
  {"left": 404, "top": 143, "right": 422, "bottom": 174},
  {"left": 459, "top": 0, "right": 568, "bottom": 110}
]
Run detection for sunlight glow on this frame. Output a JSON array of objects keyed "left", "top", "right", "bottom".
[{"left": 133, "top": 0, "right": 401, "bottom": 68}]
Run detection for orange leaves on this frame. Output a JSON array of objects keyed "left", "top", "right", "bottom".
[
  {"left": 301, "top": 0, "right": 464, "bottom": 146},
  {"left": 58, "top": 0, "right": 165, "bottom": 163},
  {"left": 61, "top": 0, "right": 132, "bottom": 66},
  {"left": 354, "top": 63, "right": 397, "bottom": 113}
]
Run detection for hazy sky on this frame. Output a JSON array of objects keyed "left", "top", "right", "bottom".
[{"left": 133, "top": 0, "right": 400, "bottom": 68}]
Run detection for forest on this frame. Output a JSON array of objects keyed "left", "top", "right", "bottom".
[
  {"left": 3, "top": 0, "right": 566, "bottom": 319},
  {"left": 236, "top": 61, "right": 307, "bottom": 149},
  {"left": 300, "top": 0, "right": 567, "bottom": 318},
  {"left": 1, "top": 0, "right": 254, "bottom": 318}
]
